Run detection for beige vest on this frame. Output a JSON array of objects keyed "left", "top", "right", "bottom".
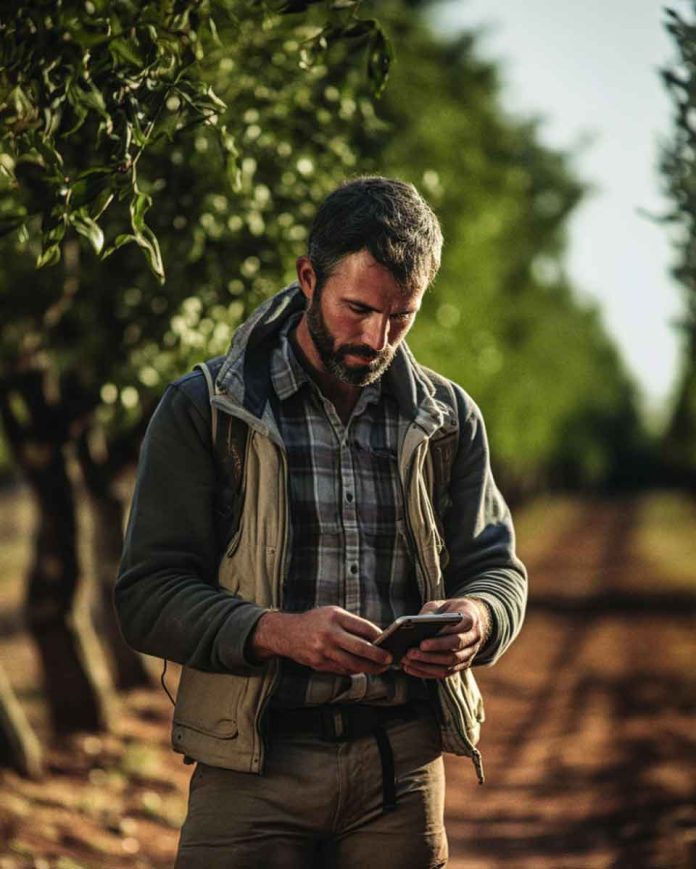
[{"left": 171, "top": 420, "right": 486, "bottom": 782}]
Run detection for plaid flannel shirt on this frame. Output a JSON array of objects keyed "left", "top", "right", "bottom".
[{"left": 269, "top": 314, "right": 427, "bottom": 707}]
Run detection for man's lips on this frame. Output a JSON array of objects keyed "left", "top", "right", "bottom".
[
  {"left": 341, "top": 348, "right": 380, "bottom": 365},
  {"left": 346, "top": 353, "right": 377, "bottom": 364}
]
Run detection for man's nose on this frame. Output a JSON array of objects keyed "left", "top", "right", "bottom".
[{"left": 362, "top": 315, "right": 390, "bottom": 353}]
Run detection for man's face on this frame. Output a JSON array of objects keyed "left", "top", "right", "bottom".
[{"left": 301, "top": 250, "right": 425, "bottom": 387}]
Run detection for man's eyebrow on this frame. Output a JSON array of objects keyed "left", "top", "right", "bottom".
[{"left": 344, "top": 297, "right": 420, "bottom": 315}]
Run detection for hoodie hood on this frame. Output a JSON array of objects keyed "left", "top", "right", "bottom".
[{"left": 214, "top": 282, "right": 451, "bottom": 437}]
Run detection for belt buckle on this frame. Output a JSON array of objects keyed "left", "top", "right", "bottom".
[{"left": 319, "top": 707, "right": 351, "bottom": 742}]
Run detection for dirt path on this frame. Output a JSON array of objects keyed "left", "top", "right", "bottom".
[
  {"left": 444, "top": 497, "right": 696, "bottom": 869},
  {"left": 0, "top": 492, "right": 694, "bottom": 867}
]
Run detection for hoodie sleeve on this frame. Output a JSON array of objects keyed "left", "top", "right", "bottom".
[
  {"left": 115, "top": 376, "right": 267, "bottom": 674},
  {"left": 442, "top": 385, "right": 528, "bottom": 665}
]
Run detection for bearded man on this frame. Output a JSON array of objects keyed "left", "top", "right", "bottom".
[{"left": 116, "top": 176, "right": 527, "bottom": 868}]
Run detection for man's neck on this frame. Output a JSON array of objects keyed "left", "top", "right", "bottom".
[{"left": 291, "top": 317, "right": 362, "bottom": 419}]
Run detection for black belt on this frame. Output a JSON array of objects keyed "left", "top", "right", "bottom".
[{"left": 268, "top": 702, "right": 428, "bottom": 813}]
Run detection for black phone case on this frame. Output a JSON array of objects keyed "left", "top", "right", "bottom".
[{"left": 378, "top": 621, "right": 451, "bottom": 664}]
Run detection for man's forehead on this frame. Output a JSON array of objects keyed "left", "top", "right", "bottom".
[{"left": 328, "top": 250, "right": 427, "bottom": 301}]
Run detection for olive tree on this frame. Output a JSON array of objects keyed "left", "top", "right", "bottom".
[{"left": 0, "top": 0, "right": 390, "bottom": 766}]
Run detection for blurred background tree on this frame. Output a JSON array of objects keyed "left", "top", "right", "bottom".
[
  {"left": 660, "top": 2, "right": 696, "bottom": 488},
  {"left": 348, "top": 0, "right": 648, "bottom": 497},
  {"left": 0, "top": 0, "right": 654, "bottom": 772},
  {"left": 0, "top": 0, "right": 390, "bottom": 768}
]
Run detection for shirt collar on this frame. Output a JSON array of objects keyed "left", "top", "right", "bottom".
[
  {"left": 270, "top": 314, "right": 384, "bottom": 408},
  {"left": 270, "top": 313, "right": 309, "bottom": 402}
]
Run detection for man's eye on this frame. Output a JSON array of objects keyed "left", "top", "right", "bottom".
[{"left": 391, "top": 312, "right": 413, "bottom": 322}]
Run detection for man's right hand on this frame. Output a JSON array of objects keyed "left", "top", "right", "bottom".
[{"left": 249, "top": 606, "right": 392, "bottom": 676}]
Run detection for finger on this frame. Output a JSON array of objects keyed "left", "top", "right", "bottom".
[
  {"left": 408, "top": 649, "right": 460, "bottom": 667},
  {"left": 410, "top": 649, "right": 473, "bottom": 672},
  {"left": 437, "top": 613, "right": 475, "bottom": 634},
  {"left": 420, "top": 630, "right": 478, "bottom": 653},
  {"left": 406, "top": 647, "right": 475, "bottom": 669},
  {"left": 339, "top": 632, "right": 392, "bottom": 667},
  {"left": 324, "top": 647, "right": 391, "bottom": 675},
  {"left": 335, "top": 610, "right": 384, "bottom": 642},
  {"left": 418, "top": 600, "right": 444, "bottom": 615},
  {"left": 401, "top": 659, "right": 468, "bottom": 679}
]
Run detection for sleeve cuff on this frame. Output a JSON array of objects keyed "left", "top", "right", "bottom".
[
  {"left": 218, "top": 602, "right": 271, "bottom": 673},
  {"left": 464, "top": 592, "right": 504, "bottom": 666}
]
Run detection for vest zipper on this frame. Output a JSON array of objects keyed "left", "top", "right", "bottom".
[{"left": 251, "top": 440, "right": 288, "bottom": 773}]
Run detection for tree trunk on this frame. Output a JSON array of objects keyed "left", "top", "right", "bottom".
[
  {"left": 0, "top": 665, "right": 43, "bottom": 778},
  {"left": 76, "top": 421, "right": 153, "bottom": 691},
  {"left": 90, "top": 488, "right": 154, "bottom": 689},
  {"left": 25, "top": 442, "right": 113, "bottom": 733},
  {"left": 0, "top": 370, "right": 114, "bottom": 735},
  {"left": 664, "top": 329, "right": 696, "bottom": 491}
]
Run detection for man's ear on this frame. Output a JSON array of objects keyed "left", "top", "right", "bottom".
[{"left": 296, "top": 256, "right": 317, "bottom": 302}]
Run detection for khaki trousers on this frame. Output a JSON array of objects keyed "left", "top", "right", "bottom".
[{"left": 175, "top": 715, "right": 448, "bottom": 868}]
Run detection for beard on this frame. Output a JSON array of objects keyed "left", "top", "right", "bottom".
[{"left": 305, "top": 291, "right": 396, "bottom": 387}]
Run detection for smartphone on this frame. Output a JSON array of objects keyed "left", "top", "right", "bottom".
[{"left": 373, "top": 613, "right": 462, "bottom": 664}]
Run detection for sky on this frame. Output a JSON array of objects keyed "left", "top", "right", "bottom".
[{"left": 430, "top": 0, "right": 686, "bottom": 426}]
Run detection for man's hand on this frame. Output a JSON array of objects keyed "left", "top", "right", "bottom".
[
  {"left": 250, "top": 606, "right": 393, "bottom": 676},
  {"left": 401, "top": 598, "right": 492, "bottom": 679}
]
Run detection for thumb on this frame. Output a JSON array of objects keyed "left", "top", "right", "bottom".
[{"left": 419, "top": 600, "right": 445, "bottom": 615}]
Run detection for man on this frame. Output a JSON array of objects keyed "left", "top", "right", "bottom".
[{"left": 116, "top": 176, "right": 527, "bottom": 868}]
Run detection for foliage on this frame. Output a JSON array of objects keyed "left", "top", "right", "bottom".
[
  {"left": 0, "top": 0, "right": 389, "bottom": 282},
  {"left": 0, "top": 0, "right": 389, "bottom": 476},
  {"left": 0, "top": 0, "right": 393, "bottom": 747},
  {"left": 353, "top": 2, "right": 644, "bottom": 492},
  {"left": 660, "top": 2, "right": 696, "bottom": 479},
  {"left": 0, "top": 0, "right": 647, "bottom": 495}
]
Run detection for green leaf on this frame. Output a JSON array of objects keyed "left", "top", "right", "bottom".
[
  {"left": 132, "top": 221, "right": 165, "bottom": 283},
  {"left": 0, "top": 215, "right": 26, "bottom": 238},
  {"left": 109, "top": 37, "right": 145, "bottom": 67},
  {"left": 70, "top": 210, "right": 104, "bottom": 254},
  {"left": 367, "top": 26, "right": 393, "bottom": 96},
  {"left": 131, "top": 189, "right": 153, "bottom": 233},
  {"left": 226, "top": 154, "right": 242, "bottom": 192},
  {"left": 129, "top": 187, "right": 164, "bottom": 282},
  {"left": 71, "top": 169, "right": 112, "bottom": 208},
  {"left": 63, "top": 85, "right": 89, "bottom": 136},
  {"left": 90, "top": 190, "right": 114, "bottom": 221},
  {"left": 36, "top": 244, "right": 61, "bottom": 269},
  {"left": 102, "top": 232, "right": 137, "bottom": 259},
  {"left": 204, "top": 86, "right": 227, "bottom": 112}
]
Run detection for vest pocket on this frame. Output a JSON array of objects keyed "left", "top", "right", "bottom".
[{"left": 173, "top": 667, "right": 242, "bottom": 738}]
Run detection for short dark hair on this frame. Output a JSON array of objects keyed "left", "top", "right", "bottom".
[{"left": 307, "top": 176, "right": 443, "bottom": 293}]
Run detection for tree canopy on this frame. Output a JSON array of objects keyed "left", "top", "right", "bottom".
[
  {"left": 351, "top": 1, "right": 645, "bottom": 492},
  {"left": 0, "top": 0, "right": 390, "bottom": 280},
  {"left": 660, "top": 2, "right": 696, "bottom": 482},
  {"left": 0, "top": 0, "right": 645, "bottom": 494}
]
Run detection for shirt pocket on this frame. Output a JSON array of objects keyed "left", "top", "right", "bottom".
[{"left": 351, "top": 438, "right": 406, "bottom": 532}]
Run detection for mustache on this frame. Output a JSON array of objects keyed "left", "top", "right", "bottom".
[{"left": 336, "top": 345, "right": 384, "bottom": 361}]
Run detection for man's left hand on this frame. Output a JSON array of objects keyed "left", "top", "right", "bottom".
[{"left": 401, "top": 598, "right": 491, "bottom": 679}]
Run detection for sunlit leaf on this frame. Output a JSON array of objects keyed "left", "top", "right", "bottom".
[
  {"left": 36, "top": 243, "right": 61, "bottom": 269},
  {"left": 70, "top": 210, "right": 104, "bottom": 254}
]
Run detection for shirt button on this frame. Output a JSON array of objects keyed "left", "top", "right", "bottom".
[
  {"left": 346, "top": 492, "right": 353, "bottom": 502},
  {"left": 350, "top": 564, "right": 358, "bottom": 575}
]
